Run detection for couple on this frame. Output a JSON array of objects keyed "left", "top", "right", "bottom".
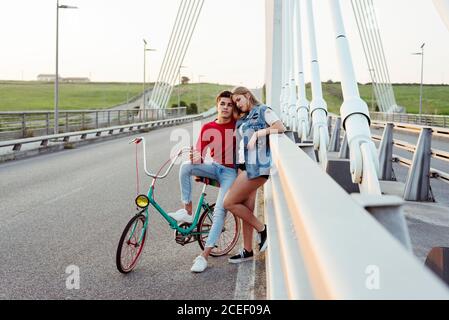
[{"left": 169, "top": 87, "right": 285, "bottom": 273}]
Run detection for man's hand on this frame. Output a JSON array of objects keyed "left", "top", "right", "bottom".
[{"left": 190, "top": 149, "right": 202, "bottom": 164}]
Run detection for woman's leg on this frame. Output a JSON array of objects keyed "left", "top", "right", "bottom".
[
  {"left": 242, "top": 190, "right": 257, "bottom": 252},
  {"left": 224, "top": 171, "right": 267, "bottom": 233},
  {"left": 202, "top": 166, "right": 237, "bottom": 259}
]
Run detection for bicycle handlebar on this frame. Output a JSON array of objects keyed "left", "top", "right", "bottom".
[{"left": 130, "top": 137, "right": 194, "bottom": 180}]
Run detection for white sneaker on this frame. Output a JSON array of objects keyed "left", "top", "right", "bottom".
[
  {"left": 191, "top": 255, "right": 208, "bottom": 273},
  {"left": 168, "top": 209, "right": 193, "bottom": 224}
]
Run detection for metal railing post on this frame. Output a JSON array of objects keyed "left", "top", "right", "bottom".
[
  {"left": 378, "top": 123, "right": 395, "bottom": 181},
  {"left": 404, "top": 128, "right": 434, "bottom": 201},
  {"left": 329, "top": 117, "right": 342, "bottom": 152},
  {"left": 46, "top": 113, "right": 50, "bottom": 135},
  {"left": 22, "top": 114, "right": 26, "bottom": 138},
  {"left": 339, "top": 133, "right": 350, "bottom": 159}
]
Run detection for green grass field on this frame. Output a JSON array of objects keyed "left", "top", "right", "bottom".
[
  {"left": 1, "top": 80, "right": 448, "bottom": 115},
  {"left": 0, "top": 81, "right": 147, "bottom": 111},
  {"left": 311, "top": 83, "right": 449, "bottom": 115}
]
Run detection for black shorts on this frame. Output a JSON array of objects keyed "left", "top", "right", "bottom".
[{"left": 238, "top": 164, "right": 269, "bottom": 180}]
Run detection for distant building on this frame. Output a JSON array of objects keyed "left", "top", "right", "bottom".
[
  {"left": 37, "top": 74, "right": 62, "bottom": 82},
  {"left": 36, "top": 74, "right": 90, "bottom": 83}
]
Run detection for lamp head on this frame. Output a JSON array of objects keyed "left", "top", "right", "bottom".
[{"left": 58, "top": 5, "right": 78, "bottom": 9}]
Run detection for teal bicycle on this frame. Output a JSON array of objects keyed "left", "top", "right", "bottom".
[{"left": 116, "top": 137, "right": 240, "bottom": 274}]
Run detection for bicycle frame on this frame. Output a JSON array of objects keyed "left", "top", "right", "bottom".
[
  {"left": 128, "top": 137, "right": 214, "bottom": 245},
  {"left": 146, "top": 183, "right": 209, "bottom": 236}
]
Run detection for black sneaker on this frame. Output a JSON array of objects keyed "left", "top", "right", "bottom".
[
  {"left": 257, "top": 224, "right": 268, "bottom": 252},
  {"left": 228, "top": 249, "right": 254, "bottom": 264}
]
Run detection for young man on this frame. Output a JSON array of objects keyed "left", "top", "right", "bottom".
[{"left": 169, "top": 91, "right": 237, "bottom": 273}]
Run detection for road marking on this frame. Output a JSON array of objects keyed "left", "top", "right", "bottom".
[
  {"left": 233, "top": 256, "right": 256, "bottom": 300},
  {"left": 45, "top": 187, "right": 83, "bottom": 205}
]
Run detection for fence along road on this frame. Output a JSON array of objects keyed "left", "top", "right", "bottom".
[
  {"left": 328, "top": 117, "right": 449, "bottom": 265},
  {"left": 0, "top": 118, "right": 265, "bottom": 299}
]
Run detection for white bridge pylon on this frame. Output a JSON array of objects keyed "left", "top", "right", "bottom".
[
  {"left": 280, "top": 0, "right": 330, "bottom": 169},
  {"left": 268, "top": 0, "right": 381, "bottom": 195}
]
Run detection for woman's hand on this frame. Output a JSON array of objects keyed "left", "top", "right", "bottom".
[{"left": 247, "top": 132, "right": 260, "bottom": 150}]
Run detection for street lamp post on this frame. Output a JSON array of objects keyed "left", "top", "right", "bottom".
[
  {"left": 55, "top": 0, "right": 78, "bottom": 134},
  {"left": 143, "top": 39, "right": 156, "bottom": 121},
  {"left": 197, "top": 75, "right": 205, "bottom": 110},
  {"left": 412, "top": 43, "right": 425, "bottom": 122},
  {"left": 178, "top": 65, "right": 187, "bottom": 108}
]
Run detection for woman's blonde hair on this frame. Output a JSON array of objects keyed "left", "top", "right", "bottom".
[{"left": 231, "top": 86, "right": 261, "bottom": 107}]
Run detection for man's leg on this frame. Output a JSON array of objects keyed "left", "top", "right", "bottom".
[
  {"left": 179, "top": 161, "right": 218, "bottom": 215},
  {"left": 202, "top": 166, "right": 237, "bottom": 258}
]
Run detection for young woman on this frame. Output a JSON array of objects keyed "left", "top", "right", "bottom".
[{"left": 224, "top": 87, "right": 286, "bottom": 263}]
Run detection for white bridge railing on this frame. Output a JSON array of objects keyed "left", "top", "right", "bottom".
[
  {"left": 265, "top": 134, "right": 449, "bottom": 299},
  {"left": 264, "top": 0, "right": 449, "bottom": 299}
]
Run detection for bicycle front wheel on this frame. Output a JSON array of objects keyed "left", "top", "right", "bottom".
[
  {"left": 197, "top": 204, "right": 240, "bottom": 257},
  {"left": 116, "top": 213, "right": 147, "bottom": 274}
]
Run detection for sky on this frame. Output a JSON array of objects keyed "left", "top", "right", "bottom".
[{"left": 0, "top": 0, "right": 448, "bottom": 88}]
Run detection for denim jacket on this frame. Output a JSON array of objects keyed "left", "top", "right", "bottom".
[{"left": 236, "top": 104, "right": 272, "bottom": 179}]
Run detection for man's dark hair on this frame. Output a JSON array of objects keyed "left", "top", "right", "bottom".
[{"left": 215, "top": 90, "right": 233, "bottom": 104}]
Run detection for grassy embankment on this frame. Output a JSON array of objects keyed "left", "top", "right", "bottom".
[{"left": 1, "top": 80, "right": 448, "bottom": 115}]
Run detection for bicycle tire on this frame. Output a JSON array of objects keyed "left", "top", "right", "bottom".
[
  {"left": 197, "top": 204, "right": 240, "bottom": 257},
  {"left": 116, "top": 214, "right": 147, "bottom": 274}
]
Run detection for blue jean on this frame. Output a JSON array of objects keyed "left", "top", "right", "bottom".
[{"left": 179, "top": 161, "right": 237, "bottom": 248}]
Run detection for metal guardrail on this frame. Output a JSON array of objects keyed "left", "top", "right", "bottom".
[
  {"left": 391, "top": 155, "right": 449, "bottom": 184},
  {"left": 371, "top": 112, "right": 449, "bottom": 129},
  {"left": 370, "top": 121, "right": 449, "bottom": 186},
  {"left": 264, "top": 134, "right": 449, "bottom": 299},
  {"left": 0, "top": 110, "right": 213, "bottom": 153},
  {"left": 329, "top": 116, "right": 449, "bottom": 188},
  {"left": 371, "top": 120, "right": 449, "bottom": 139},
  {"left": 372, "top": 134, "right": 449, "bottom": 163},
  {"left": 0, "top": 108, "right": 187, "bottom": 140}
]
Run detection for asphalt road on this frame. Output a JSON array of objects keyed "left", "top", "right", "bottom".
[
  {"left": 0, "top": 119, "right": 261, "bottom": 300},
  {"left": 1, "top": 119, "right": 449, "bottom": 299}
]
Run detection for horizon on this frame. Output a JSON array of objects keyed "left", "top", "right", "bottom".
[{"left": 1, "top": 79, "right": 448, "bottom": 87}]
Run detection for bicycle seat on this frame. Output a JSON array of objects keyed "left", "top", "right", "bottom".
[{"left": 194, "top": 176, "right": 220, "bottom": 188}]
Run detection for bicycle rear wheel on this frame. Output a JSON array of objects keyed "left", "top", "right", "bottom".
[
  {"left": 197, "top": 204, "right": 240, "bottom": 257},
  {"left": 116, "top": 213, "right": 147, "bottom": 274}
]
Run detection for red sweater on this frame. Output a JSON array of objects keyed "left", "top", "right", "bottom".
[{"left": 196, "top": 120, "right": 236, "bottom": 168}]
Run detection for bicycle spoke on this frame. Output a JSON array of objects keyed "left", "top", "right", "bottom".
[{"left": 117, "top": 214, "right": 147, "bottom": 273}]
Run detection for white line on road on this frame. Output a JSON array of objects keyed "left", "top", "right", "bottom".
[
  {"left": 44, "top": 187, "right": 83, "bottom": 205},
  {"left": 233, "top": 258, "right": 256, "bottom": 300}
]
